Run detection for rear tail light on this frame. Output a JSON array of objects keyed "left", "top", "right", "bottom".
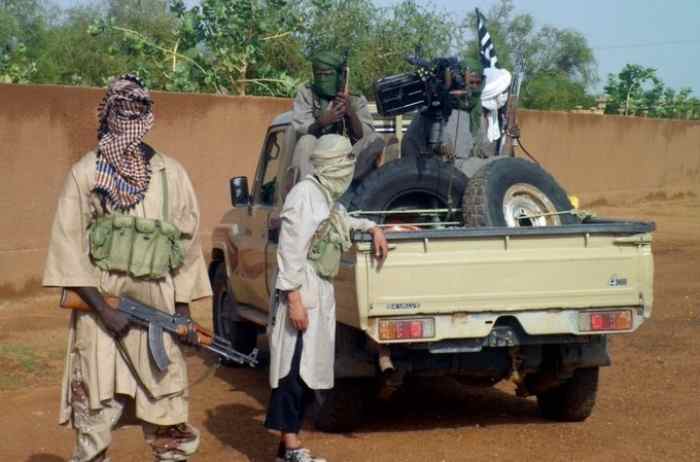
[
  {"left": 578, "top": 310, "right": 633, "bottom": 332},
  {"left": 378, "top": 318, "right": 435, "bottom": 340}
]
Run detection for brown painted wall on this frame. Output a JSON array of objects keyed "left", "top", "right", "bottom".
[
  {"left": 0, "top": 83, "right": 291, "bottom": 294},
  {"left": 517, "top": 110, "right": 700, "bottom": 202},
  {"left": 1, "top": 83, "right": 699, "bottom": 295}
]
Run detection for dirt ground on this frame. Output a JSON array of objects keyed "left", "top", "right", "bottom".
[{"left": 1, "top": 196, "right": 699, "bottom": 462}]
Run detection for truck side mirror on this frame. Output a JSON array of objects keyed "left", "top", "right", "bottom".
[{"left": 230, "top": 176, "right": 250, "bottom": 207}]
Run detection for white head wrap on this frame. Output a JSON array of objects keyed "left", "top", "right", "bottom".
[
  {"left": 310, "top": 134, "right": 356, "bottom": 203},
  {"left": 481, "top": 67, "right": 512, "bottom": 142},
  {"left": 307, "top": 135, "right": 356, "bottom": 272}
]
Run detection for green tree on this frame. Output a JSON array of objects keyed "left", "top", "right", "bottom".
[
  {"left": 361, "top": 0, "right": 461, "bottom": 97},
  {"left": 520, "top": 71, "right": 594, "bottom": 111},
  {"left": 293, "top": 0, "right": 460, "bottom": 98},
  {"left": 604, "top": 64, "right": 662, "bottom": 116},
  {"left": 0, "top": 0, "right": 48, "bottom": 82},
  {"left": 89, "top": 0, "right": 304, "bottom": 96}
]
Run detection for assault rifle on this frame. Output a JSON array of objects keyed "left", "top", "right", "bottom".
[
  {"left": 60, "top": 289, "right": 258, "bottom": 371},
  {"left": 499, "top": 54, "right": 525, "bottom": 157}
]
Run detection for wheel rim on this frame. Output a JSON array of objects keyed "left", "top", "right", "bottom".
[{"left": 502, "top": 183, "right": 562, "bottom": 227}]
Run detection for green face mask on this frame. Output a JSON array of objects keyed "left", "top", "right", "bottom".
[
  {"left": 312, "top": 64, "right": 341, "bottom": 99},
  {"left": 311, "top": 51, "right": 345, "bottom": 99}
]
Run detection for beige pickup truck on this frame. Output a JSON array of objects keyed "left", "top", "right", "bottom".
[{"left": 210, "top": 111, "right": 655, "bottom": 432}]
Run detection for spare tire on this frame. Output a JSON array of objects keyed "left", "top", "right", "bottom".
[
  {"left": 346, "top": 157, "right": 468, "bottom": 225},
  {"left": 463, "top": 157, "right": 577, "bottom": 227}
]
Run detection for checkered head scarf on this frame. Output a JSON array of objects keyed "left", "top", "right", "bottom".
[{"left": 94, "top": 74, "right": 154, "bottom": 211}]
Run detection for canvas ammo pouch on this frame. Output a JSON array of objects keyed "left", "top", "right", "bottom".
[
  {"left": 308, "top": 218, "right": 343, "bottom": 280},
  {"left": 88, "top": 169, "right": 186, "bottom": 279}
]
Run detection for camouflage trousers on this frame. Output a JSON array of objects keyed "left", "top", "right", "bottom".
[{"left": 69, "top": 369, "right": 199, "bottom": 462}]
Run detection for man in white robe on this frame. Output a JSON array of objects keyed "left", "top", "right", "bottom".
[{"left": 264, "top": 134, "right": 388, "bottom": 462}]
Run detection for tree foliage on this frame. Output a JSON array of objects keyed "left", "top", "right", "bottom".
[
  {"left": 3, "top": 0, "right": 696, "bottom": 118},
  {"left": 604, "top": 64, "right": 699, "bottom": 119}
]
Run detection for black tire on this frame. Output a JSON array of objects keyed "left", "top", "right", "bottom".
[
  {"left": 211, "top": 263, "right": 258, "bottom": 367},
  {"left": 537, "top": 367, "right": 599, "bottom": 422},
  {"left": 313, "top": 379, "right": 373, "bottom": 432},
  {"left": 346, "top": 156, "right": 468, "bottom": 224},
  {"left": 463, "top": 157, "right": 578, "bottom": 227}
]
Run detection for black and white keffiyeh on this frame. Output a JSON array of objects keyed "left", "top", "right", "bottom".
[{"left": 94, "top": 74, "right": 154, "bottom": 211}]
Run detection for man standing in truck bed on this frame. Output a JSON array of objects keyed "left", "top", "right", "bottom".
[
  {"left": 291, "top": 51, "right": 385, "bottom": 183},
  {"left": 264, "top": 134, "right": 388, "bottom": 462},
  {"left": 42, "top": 74, "right": 211, "bottom": 462}
]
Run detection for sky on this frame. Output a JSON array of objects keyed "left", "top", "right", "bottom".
[
  {"left": 54, "top": 0, "right": 700, "bottom": 94},
  {"left": 377, "top": 0, "right": 700, "bottom": 93}
]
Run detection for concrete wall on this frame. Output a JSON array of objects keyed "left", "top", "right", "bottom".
[
  {"left": 518, "top": 110, "right": 700, "bottom": 202},
  {"left": 1, "top": 83, "right": 699, "bottom": 295},
  {"left": 0, "top": 83, "right": 291, "bottom": 295}
]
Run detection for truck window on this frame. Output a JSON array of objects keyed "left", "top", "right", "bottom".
[{"left": 255, "top": 129, "right": 284, "bottom": 206}]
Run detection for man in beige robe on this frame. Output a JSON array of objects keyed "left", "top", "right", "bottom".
[
  {"left": 264, "top": 134, "right": 388, "bottom": 462},
  {"left": 43, "top": 75, "right": 211, "bottom": 462}
]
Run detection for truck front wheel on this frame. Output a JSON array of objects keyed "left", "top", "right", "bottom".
[
  {"left": 536, "top": 367, "right": 599, "bottom": 422},
  {"left": 211, "top": 263, "right": 259, "bottom": 367}
]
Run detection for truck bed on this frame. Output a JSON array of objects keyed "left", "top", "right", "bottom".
[{"left": 350, "top": 220, "right": 655, "bottom": 343}]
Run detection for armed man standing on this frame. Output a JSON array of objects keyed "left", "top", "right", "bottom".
[
  {"left": 42, "top": 74, "right": 211, "bottom": 462},
  {"left": 265, "top": 134, "right": 389, "bottom": 462},
  {"left": 290, "top": 51, "right": 385, "bottom": 184}
]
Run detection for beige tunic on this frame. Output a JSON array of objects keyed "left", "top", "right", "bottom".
[
  {"left": 43, "top": 151, "right": 212, "bottom": 426},
  {"left": 268, "top": 177, "right": 375, "bottom": 390},
  {"left": 292, "top": 85, "right": 374, "bottom": 140},
  {"left": 291, "top": 86, "right": 383, "bottom": 181}
]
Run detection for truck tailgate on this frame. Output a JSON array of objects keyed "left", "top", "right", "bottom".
[{"left": 353, "top": 221, "right": 654, "bottom": 333}]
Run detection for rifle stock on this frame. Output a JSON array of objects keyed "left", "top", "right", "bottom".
[
  {"left": 60, "top": 288, "right": 118, "bottom": 311},
  {"left": 59, "top": 289, "right": 216, "bottom": 347}
]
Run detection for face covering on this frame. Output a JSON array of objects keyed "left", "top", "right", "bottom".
[
  {"left": 310, "top": 134, "right": 356, "bottom": 204},
  {"left": 311, "top": 51, "right": 345, "bottom": 100}
]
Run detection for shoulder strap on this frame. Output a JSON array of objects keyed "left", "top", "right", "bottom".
[{"left": 161, "top": 167, "right": 168, "bottom": 222}]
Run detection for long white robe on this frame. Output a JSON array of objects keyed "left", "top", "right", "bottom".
[
  {"left": 268, "top": 177, "right": 375, "bottom": 390},
  {"left": 43, "top": 151, "right": 212, "bottom": 426}
]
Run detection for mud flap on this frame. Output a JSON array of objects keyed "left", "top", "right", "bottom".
[{"left": 559, "top": 336, "right": 610, "bottom": 369}]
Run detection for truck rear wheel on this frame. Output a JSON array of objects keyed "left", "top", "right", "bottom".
[
  {"left": 346, "top": 157, "right": 467, "bottom": 225},
  {"left": 536, "top": 367, "right": 599, "bottom": 422},
  {"left": 211, "top": 263, "right": 259, "bottom": 367},
  {"left": 313, "top": 379, "right": 373, "bottom": 432},
  {"left": 463, "top": 157, "right": 578, "bottom": 227}
]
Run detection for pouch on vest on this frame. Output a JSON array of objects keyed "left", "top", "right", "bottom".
[
  {"left": 107, "top": 214, "right": 136, "bottom": 272},
  {"left": 165, "top": 225, "right": 186, "bottom": 272},
  {"left": 87, "top": 165, "right": 187, "bottom": 279},
  {"left": 129, "top": 218, "right": 159, "bottom": 278},
  {"left": 308, "top": 222, "right": 342, "bottom": 279},
  {"left": 89, "top": 215, "right": 114, "bottom": 269},
  {"left": 155, "top": 221, "right": 183, "bottom": 277}
]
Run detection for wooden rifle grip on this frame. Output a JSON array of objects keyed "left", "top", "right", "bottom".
[{"left": 59, "top": 288, "right": 119, "bottom": 311}]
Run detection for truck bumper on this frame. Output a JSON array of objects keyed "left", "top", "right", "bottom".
[{"left": 365, "top": 307, "right": 645, "bottom": 344}]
